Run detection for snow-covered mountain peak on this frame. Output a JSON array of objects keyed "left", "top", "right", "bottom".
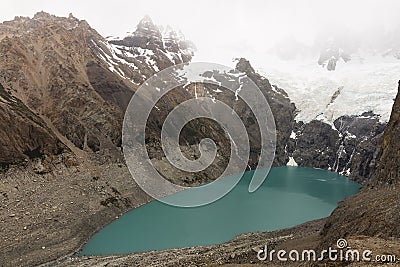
[
  {"left": 90, "top": 17, "right": 195, "bottom": 86},
  {"left": 161, "top": 25, "right": 177, "bottom": 40},
  {"left": 134, "top": 15, "right": 162, "bottom": 39}
]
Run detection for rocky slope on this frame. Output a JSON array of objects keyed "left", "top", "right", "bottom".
[
  {"left": 0, "top": 83, "right": 66, "bottom": 168},
  {"left": 0, "top": 12, "right": 125, "bottom": 159}
]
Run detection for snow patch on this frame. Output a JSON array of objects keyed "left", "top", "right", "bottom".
[{"left": 287, "top": 157, "right": 298, "bottom": 166}]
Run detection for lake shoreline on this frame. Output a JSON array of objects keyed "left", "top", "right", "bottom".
[
  {"left": 55, "top": 218, "right": 328, "bottom": 266},
  {"left": 52, "top": 216, "right": 400, "bottom": 266}
]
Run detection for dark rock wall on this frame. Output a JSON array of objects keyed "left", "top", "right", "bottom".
[{"left": 288, "top": 112, "right": 385, "bottom": 183}]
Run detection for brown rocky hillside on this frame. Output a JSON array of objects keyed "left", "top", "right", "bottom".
[{"left": 0, "top": 83, "right": 66, "bottom": 166}]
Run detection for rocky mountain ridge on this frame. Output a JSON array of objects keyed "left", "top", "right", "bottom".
[
  {"left": 0, "top": 12, "right": 296, "bottom": 186},
  {"left": 0, "top": 12, "right": 389, "bottom": 183}
]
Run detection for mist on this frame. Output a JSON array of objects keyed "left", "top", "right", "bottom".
[{"left": 2, "top": 0, "right": 400, "bottom": 65}]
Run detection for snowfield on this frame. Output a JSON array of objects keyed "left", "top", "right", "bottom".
[{"left": 255, "top": 54, "right": 399, "bottom": 123}]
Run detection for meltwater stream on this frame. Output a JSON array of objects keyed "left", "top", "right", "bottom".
[{"left": 80, "top": 167, "right": 360, "bottom": 255}]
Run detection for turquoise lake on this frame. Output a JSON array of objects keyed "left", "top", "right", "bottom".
[{"left": 80, "top": 166, "right": 361, "bottom": 255}]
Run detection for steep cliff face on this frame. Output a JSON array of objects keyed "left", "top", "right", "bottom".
[
  {"left": 235, "top": 58, "right": 296, "bottom": 166},
  {"left": 288, "top": 112, "right": 386, "bottom": 183},
  {"left": 290, "top": 120, "right": 340, "bottom": 169},
  {"left": 373, "top": 82, "right": 400, "bottom": 185},
  {"left": 319, "top": 81, "right": 400, "bottom": 247}
]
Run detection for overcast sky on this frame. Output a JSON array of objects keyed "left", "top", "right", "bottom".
[{"left": 2, "top": 0, "right": 400, "bottom": 65}]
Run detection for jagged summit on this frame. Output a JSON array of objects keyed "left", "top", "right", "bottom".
[
  {"left": 96, "top": 15, "right": 195, "bottom": 83},
  {"left": 138, "top": 14, "right": 153, "bottom": 26},
  {"left": 0, "top": 11, "right": 91, "bottom": 40},
  {"left": 30, "top": 11, "right": 80, "bottom": 25},
  {"left": 31, "top": 11, "right": 78, "bottom": 21},
  {"left": 32, "top": 11, "right": 54, "bottom": 20},
  {"left": 109, "top": 15, "right": 194, "bottom": 53},
  {"left": 235, "top": 58, "right": 256, "bottom": 75},
  {"left": 161, "top": 25, "right": 177, "bottom": 41},
  {"left": 134, "top": 15, "right": 161, "bottom": 39}
]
